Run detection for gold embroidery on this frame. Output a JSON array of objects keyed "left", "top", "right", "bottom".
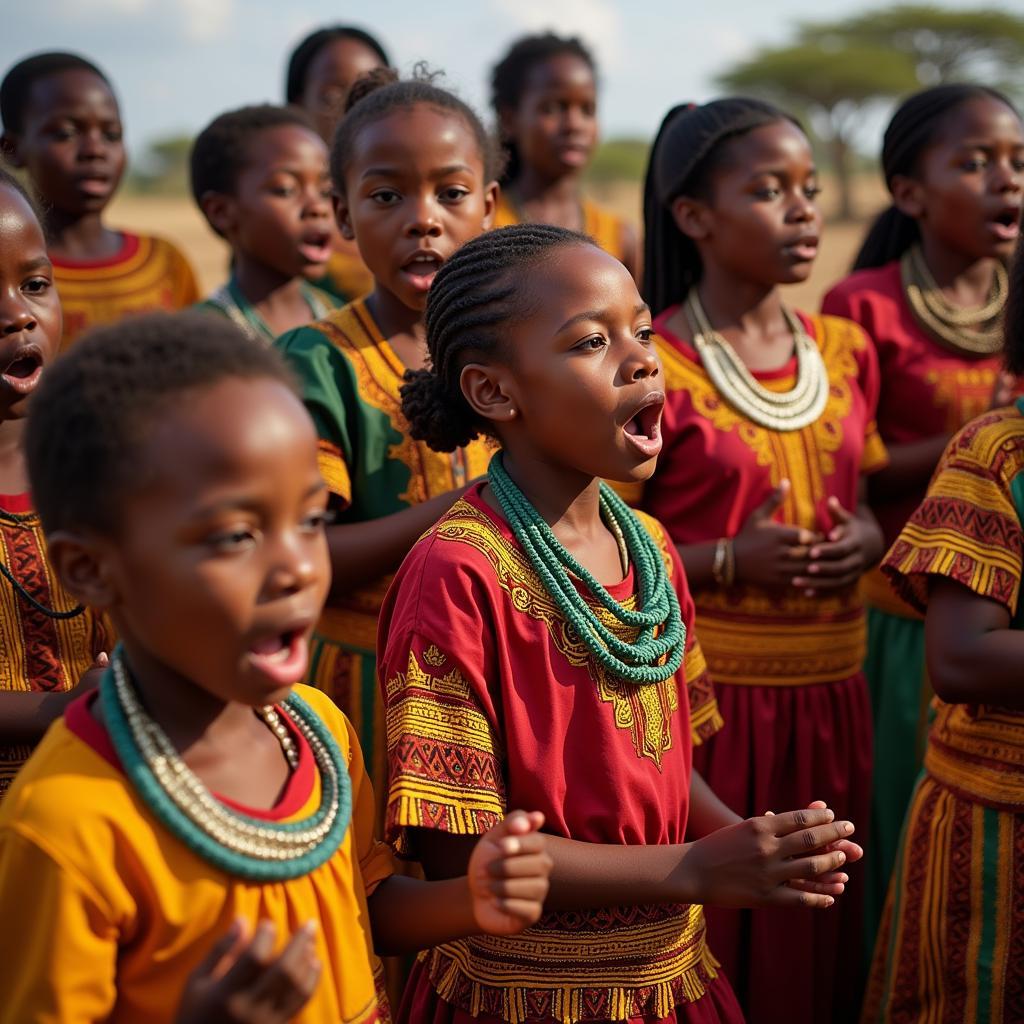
[
  {"left": 422, "top": 644, "right": 446, "bottom": 668},
  {"left": 925, "top": 365, "right": 1000, "bottom": 434},
  {"left": 435, "top": 503, "right": 679, "bottom": 767}
]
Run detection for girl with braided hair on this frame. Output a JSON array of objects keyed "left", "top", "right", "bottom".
[
  {"left": 489, "top": 33, "right": 639, "bottom": 279},
  {"left": 821, "top": 86, "right": 1024, "bottom": 957},
  {"left": 638, "top": 99, "right": 885, "bottom": 1023},
  {"left": 274, "top": 68, "right": 498, "bottom": 823},
  {"left": 379, "top": 223, "right": 863, "bottom": 1024}
]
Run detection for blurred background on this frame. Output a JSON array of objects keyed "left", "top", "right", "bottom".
[{"left": 6, "top": 0, "right": 1024, "bottom": 307}]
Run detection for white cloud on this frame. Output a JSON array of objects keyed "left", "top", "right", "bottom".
[{"left": 178, "top": 0, "right": 233, "bottom": 43}]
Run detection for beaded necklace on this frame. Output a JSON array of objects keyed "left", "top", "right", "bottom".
[
  {"left": 900, "top": 244, "right": 1006, "bottom": 356},
  {"left": 487, "top": 454, "right": 684, "bottom": 684},
  {"left": 685, "top": 291, "right": 829, "bottom": 432},
  {"left": 207, "top": 276, "right": 333, "bottom": 346},
  {"left": 101, "top": 649, "right": 351, "bottom": 881},
  {"left": 0, "top": 506, "right": 84, "bottom": 620}
]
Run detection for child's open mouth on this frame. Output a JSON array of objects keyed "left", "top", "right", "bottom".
[
  {"left": 622, "top": 393, "right": 665, "bottom": 459},
  {"left": 247, "top": 628, "right": 308, "bottom": 687},
  {"left": 297, "top": 231, "right": 332, "bottom": 265},
  {"left": 401, "top": 250, "right": 444, "bottom": 292},
  {"left": 0, "top": 346, "right": 43, "bottom": 395},
  {"left": 988, "top": 208, "right": 1021, "bottom": 242}
]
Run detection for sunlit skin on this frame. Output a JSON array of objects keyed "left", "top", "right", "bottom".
[
  {"left": 662, "top": 119, "right": 883, "bottom": 596},
  {"left": 1, "top": 68, "right": 126, "bottom": 261},
  {"left": 499, "top": 53, "right": 638, "bottom": 279},
  {"left": 321, "top": 103, "right": 497, "bottom": 600},
  {"left": 200, "top": 124, "right": 334, "bottom": 336},
  {"left": 297, "top": 36, "right": 386, "bottom": 145},
  {"left": 873, "top": 95, "right": 1024, "bottom": 504},
  {"left": 409, "top": 239, "right": 861, "bottom": 912}
]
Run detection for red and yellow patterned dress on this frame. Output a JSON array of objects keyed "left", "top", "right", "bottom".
[
  {"left": 494, "top": 194, "right": 633, "bottom": 267},
  {"left": 864, "top": 400, "right": 1024, "bottom": 1024},
  {"left": 378, "top": 485, "right": 742, "bottom": 1024},
  {"left": 275, "top": 299, "right": 494, "bottom": 819},
  {"left": 0, "top": 494, "right": 111, "bottom": 795},
  {"left": 53, "top": 232, "right": 199, "bottom": 351},
  {"left": 641, "top": 308, "right": 887, "bottom": 1024},
  {"left": 822, "top": 260, "right": 1012, "bottom": 959}
]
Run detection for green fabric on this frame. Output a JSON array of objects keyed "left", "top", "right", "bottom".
[{"left": 862, "top": 605, "right": 928, "bottom": 969}]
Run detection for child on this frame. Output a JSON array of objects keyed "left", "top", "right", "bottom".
[
  {"left": 861, "top": 235, "right": 1024, "bottom": 1022},
  {"left": 275, "top": 69, "right": 497, "bottom": 813},
  {"left": 0, "top": 311, "right": 552, "bottom": 1022},
  {"left": 381, "top": 223, "right": 860, "bottom": 1024},
  {"left": 821, "top": 84, "right": 1024, "bottom": 954},
  {"left": 490, "top": 33, "right": 639, "bottom": 278},
  {"left": 0, "top": 52, "right": 199, "bottom": 350},
  {"left": 0, "top": 167, "right": 109, "bottom": 796},
  {"left": 190, "top": 105, "right": 340, "bottom": 344},
  {"left": 638, "top": 99, "right": 885, "bottom": 1024},
  {"left": 285, "top": 26, "right": 390, "bottom": 302}
]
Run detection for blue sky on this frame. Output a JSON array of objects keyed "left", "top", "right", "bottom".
[{"left": 6, "top": 0, "right": 1023, "bottom": 163}]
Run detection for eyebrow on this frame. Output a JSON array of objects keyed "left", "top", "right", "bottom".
[
  {"left": 20, "top": 256, "right": 52, "bottom": 272},
  {"left": 189, "top": 479, "right": 328, "bottom": 518},
  {"left": 359, "top": 163, "right": 474, "bottom": 182},
  {"left": 557, "top": 302, "right": 650, "bottom": 334}
]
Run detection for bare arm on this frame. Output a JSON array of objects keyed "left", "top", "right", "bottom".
[
  {"left": 867, "top": 435, "right": 951, "bottom": 504},
  {"left": 924, "top": 576, "right": 1024, "bottom": 707},
  {"left": 0, "top": 654, "right": 106, "bottom": 745}
]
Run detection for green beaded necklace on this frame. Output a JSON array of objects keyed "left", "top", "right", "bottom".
[
  {"left": 101, "top": 650, "right": 352, "bottom": 881},
  {"left": 488, "top": 454, "right": 684, "bottom": 684}
]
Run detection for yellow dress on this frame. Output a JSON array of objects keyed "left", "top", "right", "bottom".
[{"left": 0, "top": 684, "right": 395, "bottom": 1024}]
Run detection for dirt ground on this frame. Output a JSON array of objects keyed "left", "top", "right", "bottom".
[{"left": 109, "top": 177, "right": 886, "bottom": 312}]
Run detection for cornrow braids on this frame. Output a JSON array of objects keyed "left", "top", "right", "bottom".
[
  {"left": 490, "top": 32, "right": 596, "bottom": 186},
  {"left": 330, "top": 64, "right": 501, "bottom": 196},
  {"left": 25, "top": 312, "right": 298, "bottom": 538},
  {"left": 642, "top": 97, "right": 794, "bottom": 317},
  {"left": 401, "top": 223, "right": 592, "bottom": 452},
  {"left": 854, "top": 84, "right": 1019, "bottom": 271}
]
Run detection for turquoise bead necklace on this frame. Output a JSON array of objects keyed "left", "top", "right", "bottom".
[{"left": 488, "top": 453, "right": 684, "bottom": 684}]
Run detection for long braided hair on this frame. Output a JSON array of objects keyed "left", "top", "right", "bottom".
[
  {"left": 400, "top": 223, "right": 591, "bottom": 452},
  {"left": 641, "top": 98, "right": 796, "bottom": 318},
  {"left": 853, "top": 84, "right": 1019, "bottom": 271}
]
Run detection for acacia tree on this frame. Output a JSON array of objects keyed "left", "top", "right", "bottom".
[
  {"left": 717, "top": 5, "right": 1024, "bottom": 220},
  {"left": 718, "top": 44, "right": 916, "bottom": 220}
]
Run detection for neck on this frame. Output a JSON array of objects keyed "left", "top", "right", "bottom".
[
  {"left": 0, "top": 419, "right": 27, "bottom": 494},
  {"left": 511, "top": 166, "right": 583, "bottom": 207},
  {"left": 917, "top": 235, "right": 996, "bottom": 305},
  {"left": 364, "top": 285, "right": 425, "bottom": 343},
  {"left": 499, "top": 449, "right": 604, "bottom": 540},
  {"left": 695, "top": 265, "right": 785, "bottom": 340},
  {"left": 119, "top": 642, "right": 257, "bottom": 758},
  {"left": 232, "top": 256, "right": 305, "bottom": 310},
  {"left": 45, "top": 208, "right": 119, "bottom": 260}
]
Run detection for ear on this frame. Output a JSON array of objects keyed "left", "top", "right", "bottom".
[
  {"left": 199, "top": 191, "right": 237, "bottom": 239},
  {"left": 332, "top": 191, "right": 355, "bottom": 240},
  {"left": 481, "top": 180, "right": 500, "bottom": 230},
  {"left": 0, "top": 132, "right": 24, "bottom": 168},
  {"left": 890, "top": 173, "right": 926, "bottom": 221},
  {"left": 460, "top": 362, "right": 517, "bottom": 426},
  {"left": 670, "top": 195, "right": 712, "bottom": 242},
  {"left": 45, "top": 531, "right": 119, "bottom": 611}
]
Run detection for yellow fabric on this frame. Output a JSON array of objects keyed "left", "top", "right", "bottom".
[
  {"left": 55, "top": 234, "right": 200, "bottom": 351},
  {"left": 0, "top": 685, "right": 394, "bottom": 1024},
  {"left": 494, "top": 195, "right": 629, "bottom": 264},
  {"left": 325, "top": 248, "right": 374, "bottom": 302}
]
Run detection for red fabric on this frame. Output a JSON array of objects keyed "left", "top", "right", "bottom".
[
  {"left": 49, "top": 232, "right": 139, "bottom": 270},
  {"left": 691, "top": 676, "right": 872, "bottom": 1024},
  {"left": 822, "top": 261, "right": 1011, "bottom": 547},
  {"left": 396, "top": 958, "right": 746, "bottom": 1024},
  {"left": 0, "top": 493, "right": 33, "bottom": 514}
]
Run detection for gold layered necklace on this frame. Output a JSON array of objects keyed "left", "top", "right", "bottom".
[
  {"left": 685, "top": 291, "right": 829, "bottom": 432},
  {"left": 901, "top": 245, "right": 1007, "bottom": 356}
]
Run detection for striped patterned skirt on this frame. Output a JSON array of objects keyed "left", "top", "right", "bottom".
[{"left": 862, "top": 773, "right": 1024, "bottom": 1023}]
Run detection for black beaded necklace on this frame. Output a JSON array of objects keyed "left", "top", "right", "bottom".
[{"left": 0, "top": 507, "right": 85, "bottom": 620}]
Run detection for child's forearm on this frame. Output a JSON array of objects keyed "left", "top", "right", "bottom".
[
  {"left": 368, "top": 875, "right": 479, "bottom": 955},
  {"left": 0, "top": 689, "right": 77, "bottom": 745},
  {"left": 687, "top": 770, "right": 742, "bottom": 839}
]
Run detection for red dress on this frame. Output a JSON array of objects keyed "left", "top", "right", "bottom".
[
  {"left": 377, "top": 486, "right": 743, "bottom": 1024},
  {"left": 641, "top": 310, "right": 887, "bottom": 1024}
]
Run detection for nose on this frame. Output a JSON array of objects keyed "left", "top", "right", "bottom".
[
  {"left": 77, "top": 127, "right": 106, "bottom": 161},
  {"left": 788, "top": 189, "right": 817, "bottom": 222},
  {"left": 0, "top": 291, "right": 37, "bottom": 337},
  {"left": 623, "top": 337, "right": 660, "bottom": 382},
  {"left": 405, "top": 194, "right": 442, "bottom": 238},
  {"left": 992, "top": 156, "right": 1023, "bottom": 194},
  {"left": 265, "top": 528, "right": 320, "bottom": 597},
  {"left": 303, "top": 185, "right": 332, "bottom": 219}
]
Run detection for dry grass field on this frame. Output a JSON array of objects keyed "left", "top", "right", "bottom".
[{"left": 109, "top": 175, "right": 888, "bottom": 311}]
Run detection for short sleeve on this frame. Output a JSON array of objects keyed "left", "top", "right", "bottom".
[
  {"left": 275, "top": 328, "right": 355, "bottom": 508},
  {"left": 381, "top": 629, "right": 505, "bottom": 854},
  {"left": 883, "top": 418, "right": 1024, "bottom": 616},
  {"left": 0, "top": 826, "right": 118, "bottom": 1023}
]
